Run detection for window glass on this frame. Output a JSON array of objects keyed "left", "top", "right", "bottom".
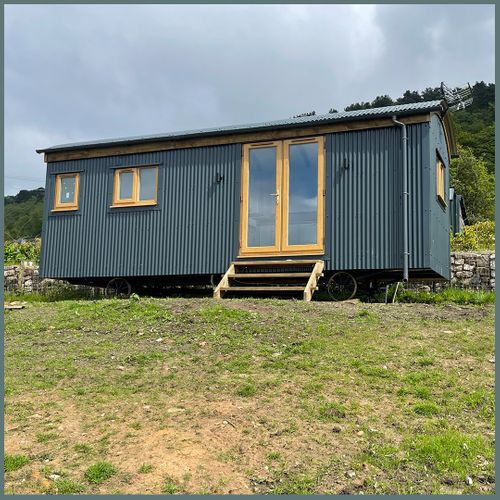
[
  {"left": 437, "top": 157, "right": 445, "bottom": 202},
  {"left": 288, "top": 142, "right": 318, "bottom": 245},
  {"left": 59, "top": 176, "right": 76, "bottom": 204},
  {"left": 248, "top": 147, "right": 277, "bottom": 247},
  {"left": 139, "top": 167, "right": 157, "bottom": 201},
  {"left": 119, "top": 171, "right": 134, "bottom": 199}
]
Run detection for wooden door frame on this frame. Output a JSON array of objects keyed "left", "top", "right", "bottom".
[{"left": 239, "top": 136, "right": 325, "bottom": 258}]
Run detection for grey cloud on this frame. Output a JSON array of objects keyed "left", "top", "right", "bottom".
[{"left": 5, "top": 4, "right": 494, "bottom": 194}]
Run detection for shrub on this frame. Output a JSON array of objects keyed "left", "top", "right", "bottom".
[
  {"left": 398, "top": 288, "right": 495, "bottom": 305},
  {"left": 4, "top": 239, "right": 41, "bottom": 265},
  {"left": 451, "top": 221, "right": 495, "bottom": 251}
]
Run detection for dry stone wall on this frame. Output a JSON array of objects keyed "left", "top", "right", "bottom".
[
  {"left": 4, "top": 263, "right": 40, "bottom": 292},
  {"left": 450, "top": 252, "right": 495, "bottom": 291},
  {"left": 3, "top": 263, "right": 100, "bottom": 296}
]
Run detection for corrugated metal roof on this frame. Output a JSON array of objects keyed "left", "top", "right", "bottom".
[{"left": 37, "top": 100, "right": 444, "bottom": 153}]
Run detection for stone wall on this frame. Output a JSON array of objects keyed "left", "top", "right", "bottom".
[
  {"left": 4, "top": 263, "right": 40, "bottom": 292},
  {"left": 4, "top": 263, "right": 101, "bottom": 296},
  {"left": 450, "top": 252, "right": 495, "bottom": 291}
]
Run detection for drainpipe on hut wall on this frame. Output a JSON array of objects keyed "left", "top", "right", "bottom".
[{"left": 392, "top": 116, "right": 409, "bottom": 283}]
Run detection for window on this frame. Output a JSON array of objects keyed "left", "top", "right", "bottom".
[
  {"left": 436, "top": 154, "right": 446, "bottom": 206},
  {"left": 112, "top": 166, "right": 158, "bottom": 207},
  {"left": 53, "top": 173, "right": 80, "bottom": 211}
]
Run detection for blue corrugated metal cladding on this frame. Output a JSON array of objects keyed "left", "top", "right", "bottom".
[
  {"left": 41, "top": 146, "right": 242, "bottom": 278},
  {"left": 40, "top": 120, "right": 449, "bottom": 281}
]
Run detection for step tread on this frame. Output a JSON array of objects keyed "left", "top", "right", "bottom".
[
  {"left": 230, "top": 273, "right": 312, "bottom": 278},
  {"left": 221, "top": 286, "right": 305, "bottom": 292},
  {"left": 234, "top": 259, "right": 322, "bottom": 266}
]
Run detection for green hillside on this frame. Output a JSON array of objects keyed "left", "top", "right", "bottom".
[{"left": 4, "top": 188, "right": 45, "bottom": 240}]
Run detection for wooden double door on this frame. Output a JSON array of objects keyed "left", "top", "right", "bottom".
[{"left": 239, "top": 136, "right": 325, "bottom": 257}]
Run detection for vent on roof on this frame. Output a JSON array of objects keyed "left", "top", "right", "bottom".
[{"left": 440, "top": 82, "right": 473, "bottom": 111}]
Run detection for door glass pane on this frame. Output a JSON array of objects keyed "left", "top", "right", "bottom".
[
  {"left": 59, "top": 176, "right": 76, "bottom": 204},
  {"left": 139, "top": 167, "right": 157, "bottom": 201},
  {"left": 119, "top": 171, "right": 134, "bottom": 199},
  {"left": 288, "top": 142, "right": 318, "bottom": 245},
  {"left": 248, "top": 147, "right": 277, "bottom": 247}
]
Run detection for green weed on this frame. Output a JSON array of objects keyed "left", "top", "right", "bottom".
[
  {"left": 319, "top": 402, "right": 347, "bottom": 421},
  {"left": 406, "top": 430, "right": 492, "bottom": 477},
  {"left": 73, "top": 443, "right": 92, "bottom": 455},
  {"left": 162, "top": 475, "right": 181, "bottom": 494},
  {"left": 413, "top": 402, "right": 441, "bottom": 416},
  {"left": 399, "top": 288, "right": 495, "bottom": 305},
  {"left": 236, "top": 381, "right": 257, "bottom": 397},
  {"left": 138, "top": 463, "right": 154, "bottom": 474},
  {"left": 36, "top": 432, "right": 57, "bottom": 443},
  {"left": 272, "top": 472, "right": 316, "bottom": 494},
  {"left": 84, "top": 461, "right": 117, "bottom": 484},
  {"left": 50, "top": 478, "right": 85, "bottom": 494},
  {"left": 4, "top": 454, "right": 29, "bottom": 472},
  {"left": 418, "top": 357, "right": 435, "bottom": 367}
]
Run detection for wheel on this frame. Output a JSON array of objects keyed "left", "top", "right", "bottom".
[
  {"left": 105, "top": 278, "right": 132, "bottom": 299},
  {"left": 326, "top": 272, "right": 358, "bottom": 301}
]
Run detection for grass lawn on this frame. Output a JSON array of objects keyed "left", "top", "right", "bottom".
[{"left": 4, "top": 297, "right": 495, "bottom": 494}]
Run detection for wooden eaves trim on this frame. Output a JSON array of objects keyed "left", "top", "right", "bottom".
[{"left": 43, "top": 113, "right": 432, "bottom": 163}]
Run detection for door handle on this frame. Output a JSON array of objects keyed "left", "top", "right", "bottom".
[{"left": 270, "top": 192, "right": 280, "bottom": 205}]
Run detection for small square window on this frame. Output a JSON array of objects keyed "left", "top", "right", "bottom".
[
  {"left": 53, "top": 173, "right": 80, "bottom": 211},
  {"left": 436, "top": 154, "right": 446, "bottom": 206},
  {"left": 112, "top": 166, "right": 158, "bottom": 207}
]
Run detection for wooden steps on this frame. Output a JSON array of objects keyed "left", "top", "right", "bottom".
[
  {"left": 220, "top": 286, "right": 306, "bottom": 292},
  {"left": 214, "top": 260, "right": 324, "bottom": 301},
  {"left": 232, "top": 273, "right": 311, "bottom": 278}
]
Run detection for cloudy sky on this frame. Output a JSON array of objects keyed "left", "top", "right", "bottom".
[{"left": 4, "top": 4, "right": 495, "bottom": 194}]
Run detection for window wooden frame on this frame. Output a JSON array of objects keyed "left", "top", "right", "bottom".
[
  {"left": 239, "top": 136, "right": 325, "bottom": 257},
  {"left": 436, "top": 152, "right": 447, "bottom": 207},
  {"left": 53, "top": 172, "right": 80, "bottom": 211},
  {"left": 111, "top": 166, "right": 158, "bottom": 207}
]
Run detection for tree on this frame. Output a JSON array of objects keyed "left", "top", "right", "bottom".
[
  {"left": 421, "top": 86, "right": 442, "bottom": 100},
  {"left": 4, "top": 187, "right": 45, "bottom": 240},
  {"left": 397, "top": 90, "right": 422, "bottom": 104},
  {"left": 371, "top": 95, "right": 394, "bottom": 108},
  {"left": 344, "top": 101, "right": 371, "bottom": 112},
  {"left": 450, "top": 146, "right": 495, "bottom": 223}
]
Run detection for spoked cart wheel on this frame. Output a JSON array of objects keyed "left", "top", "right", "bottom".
[
  {"left": 105, "top": 277, "right": 132, "bottom": 299},
  {"left": 326, "top": 271, "right": 358, "bottom": 301}
]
